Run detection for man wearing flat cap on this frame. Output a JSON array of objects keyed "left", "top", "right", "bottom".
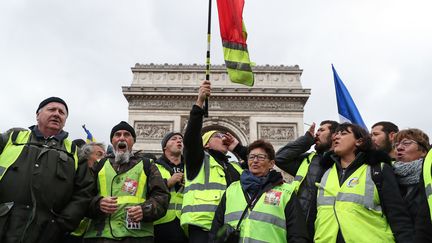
[
  {"left": 181, "top": 81, "right": 246, "bottom": 242},
  {"left": 154, "top": 132, "right": 188, "bottom": 243},
  {"left": 0, "top": 97, "right": 94, "bottom": 242},
  {"left": 84, "top": 121, "right": 169, "bottom": 243}
]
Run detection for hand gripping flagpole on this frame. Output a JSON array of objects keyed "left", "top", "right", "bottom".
[{"left": 203, "top": 0, "right": 212, "bottom": 117}]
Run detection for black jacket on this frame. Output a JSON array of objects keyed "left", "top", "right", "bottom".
[
  {"left": 0, "top": 126, "right": 94, "bottom": 243},
  {"left": 183, "top": 105, "right": 241, "bottom": 185},
  {"left": 414, "top": 167, "right": 432, "bottom": 243},
  {"left": 275, "top": 132, "right": 326, "bottom": 237},
  {"left": 209, "top": 170, "right": 310, "bottom": 243},
  {"left": 399, "top": 180, "right": 422, "bottom": 224},
  {"left": 320, "top": 150, "right": 414, "bottom": 243}
]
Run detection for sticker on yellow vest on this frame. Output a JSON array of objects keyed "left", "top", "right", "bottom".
[
  {"left": 347, "top": 177, "right": 359, "bottom": 188},
  {"left": 126, "top": 210, "right": 141, "bottom": 230},
  {"left": 264, "top": 189, "right": 282, "bottom": 206},
  {"left": 122, "top": 178, "right": 138, "bottom": 195}
]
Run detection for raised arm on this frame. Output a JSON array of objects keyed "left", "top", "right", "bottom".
[
  {"left": 184, "top": 80, "right": 211, "bottom": 180},
  {"left": 275, "top": 123, "right": 316, "bottom": 175}
]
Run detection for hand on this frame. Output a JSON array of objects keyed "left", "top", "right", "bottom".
[
  {"left": 307, "top": 122, "right": 316, "bottom": 137},
  {"left": 196, "top": 80, "right": 211, "bottom": 108},
  {"left": 127, "top": 206, "right": 143, "bottom": 222},
  {"left": 99, "top": 196, "right": 118, "bottom": 214},
  {"left": 223, "top": 132, "right": 239, "bottom": 151},
  {"left": 167, "top": 172, "right": 184, "bottom": 188}
]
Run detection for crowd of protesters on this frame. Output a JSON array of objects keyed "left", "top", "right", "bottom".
[{"left": 0, "top": 81, "right": 431, "bottom": 243}]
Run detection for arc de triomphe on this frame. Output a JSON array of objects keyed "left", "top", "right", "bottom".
[{"left": 122, "top": 63, "right": 311, "bottom": 156}]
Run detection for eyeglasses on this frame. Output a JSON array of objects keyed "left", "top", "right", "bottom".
[
  {"left": 248, "top": 154, "right": 268, "bottom": 161},
  {"left": 212, "top": 133, "right": 225, "bottom": 139},
  {"left": 393, "top": 139, "right": 418, "bottom": 149}
]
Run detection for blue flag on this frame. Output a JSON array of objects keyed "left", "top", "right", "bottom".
[
  {"left": 332, "top": 65, "right": 367, "bottom": 130},
  {"left": 82, "top": 125, "right": 96, "bottom": 143}
]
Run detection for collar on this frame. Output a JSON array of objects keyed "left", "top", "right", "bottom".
[
  {"left": 207, "top": 149, "right": 230, "bottom": 162},
  {"left": 158, "top": 154, "right": 184, "bottom": 167},
  {"left": 29, "top": 125, "right": 68, "bottom": 141},
  {"left": 331, "top": 151, "right": 366, "bottom": 170}
]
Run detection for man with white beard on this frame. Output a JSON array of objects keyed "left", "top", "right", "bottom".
[{"left": 84, "top": 121, "right": 170, "bottom": 243}]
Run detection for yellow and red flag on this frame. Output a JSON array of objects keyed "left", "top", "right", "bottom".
[{"left": 216, "top": 0, "right": 254, "bottom": 86}]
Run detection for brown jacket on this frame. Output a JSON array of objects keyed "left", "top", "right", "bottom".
[{"left": 87, "top": 153, "right": 170, "bottom": 241}]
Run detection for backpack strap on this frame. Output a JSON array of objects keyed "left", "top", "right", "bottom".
[
  {"left": 370, "top": 163, "right": 386, "bottom": 214},
  {"left": 142, "top": 157, "right": 152, "bottom": 176},
  {"left": 70, "top": 141, "right": 77, "bottom": 155},
  {"left": 11, "top": 130, "right": 20, "bottom": 144}
]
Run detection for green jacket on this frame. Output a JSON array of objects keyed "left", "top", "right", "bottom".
[{"left": 0, "top": 127, "right": 94, "bottom": 243}]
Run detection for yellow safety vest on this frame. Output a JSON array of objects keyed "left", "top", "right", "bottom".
[
  {"left": 84, "top": 160, "right": 152, "bottom": 239},
  {"left": 291, "top": 152, "right": 316, "bottom": 193},
  {"left": 225, "top": 181, "right": 294, "bottom": 243},
  {"left": 154, "top": 163, "right": 184, "bottom": 225},
  {"left": 0, "top": 130, "right": 78, "bottom": 181},
  {"left": 315, "top": 163, "right": 394, "bottom": 243},
  {"left": 423, "top": 150, "right": 432, "bottom": 219},
  {"left": 181, "top": 153, "right": 243, "bottom": 231}
]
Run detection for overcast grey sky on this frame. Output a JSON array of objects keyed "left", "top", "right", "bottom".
[{"left": 1, "top": 0, "right": 431, "bottom": 144}]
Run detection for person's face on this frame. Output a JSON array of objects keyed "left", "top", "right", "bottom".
[
  {"left": 36, "top": 102, "right": 67, "bottom": 135},
  {"left": 371, "top": 125, "right": 392, "bottom": 153},
  {"left": 333, "top": 127, "right": 362, "bottom": 157},
  {"left": 206, "top": 132, "right": 228, "bottom": 154},
  {"left": 89, "top": 145, "right": 105, "bottom": 164},
  {"left": 248, "top": 147, "right": 275, "bottom": 177},
  {"left": 111, "top": 130, "right": 134, "bottom": 153},
  {"left": 164, "top": 134, "right": 183, "bottom": 156},
  {"left": 315, "top": 124, "right": 333, "bottom": 153},
  {"left": 395, "top": 138, "right": 427, "bottom": 162}
]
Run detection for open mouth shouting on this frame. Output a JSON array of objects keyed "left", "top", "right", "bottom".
[{"left": 116, "top": 141, "right": 128, "bottom": 152}]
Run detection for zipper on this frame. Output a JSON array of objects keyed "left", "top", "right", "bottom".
[
  {"left": 333, "top": 199, "right": 346, "bottom": 241},
  {"left": 340, "top": 168, "right": 346, "bottom": 185}
]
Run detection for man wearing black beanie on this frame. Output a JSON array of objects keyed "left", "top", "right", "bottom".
[
  {"left": 0, "top": 97, "right": 94, "bottom": 242},
  {"left": 154, "top": 132, "right": 188, "bottom": 243},
  {"left": 85, "top": 121, "right": 170, "bottom": 242}
]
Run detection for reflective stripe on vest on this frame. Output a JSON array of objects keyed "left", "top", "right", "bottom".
[
  {"left": 0, "top": 130, "right": 78, "bottom": 181},
  {"left": 222, "top": 37, "right": 254, "bottom": 87},
  {"left": 314, "top": 163, "right": 394, "bottom": 243},
  {"left": 84, "top": 160, "right": 152, "bottom": 239},
  {"left": 291, "top": 152, "right": 316, "bottom": 193},
  {"left": 181, "top": 153, "right": 241, "bottom": 231},
  {"left": 154, "top": 163, "right": 184, "bottom": 225},
  {"left": 423, "top": 150, "right": 432, "bottom": 219},
  {"left": 224, "top": 181, "right": 294, "bottom": 243}
]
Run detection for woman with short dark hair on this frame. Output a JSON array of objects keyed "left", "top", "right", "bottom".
[
  {"left": 209, "top": 139, "right": 309, "bottom": 243},
  {"left": 314, "top": 123, "right": 413, "bottom": 243}
]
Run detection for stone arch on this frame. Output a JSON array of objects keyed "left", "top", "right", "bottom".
[{"left": 202, "top": 117, "right": 249, "bottom": 146}]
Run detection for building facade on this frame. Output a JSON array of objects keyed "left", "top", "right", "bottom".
[{"left": 122, "top": 63, "right": 311, "bottom": 156}]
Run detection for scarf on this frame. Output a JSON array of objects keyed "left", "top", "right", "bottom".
[
  {"left": 240, "top": 170, "right": 268, "bottom": 197},
  {"left": 393, "top": 158, "right": 423, "bottom": 185}
]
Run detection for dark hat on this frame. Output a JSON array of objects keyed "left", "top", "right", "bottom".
[
  {"left": 110, "top": 121, "right": 136, "bottom": 142},
  {"left": 72, "top": 139, "right": 86, "bottom": 148},
  {"left": 161, "top": 132, "right": 183, "bottom": 150},
  {"left": 37, "top": 97, "right": 69, "bottom": 114}
]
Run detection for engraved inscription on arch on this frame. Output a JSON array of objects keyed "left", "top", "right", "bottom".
[
  {"left": 257, "top": 123, "right": 297, "bottom": 143},
  {"left": 134, "top": 121, "right": 173, "bottom": 141}
]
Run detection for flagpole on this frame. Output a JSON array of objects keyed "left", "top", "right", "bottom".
[{"left": 204, "top": 0, "right": 212, "bottom": 117}]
